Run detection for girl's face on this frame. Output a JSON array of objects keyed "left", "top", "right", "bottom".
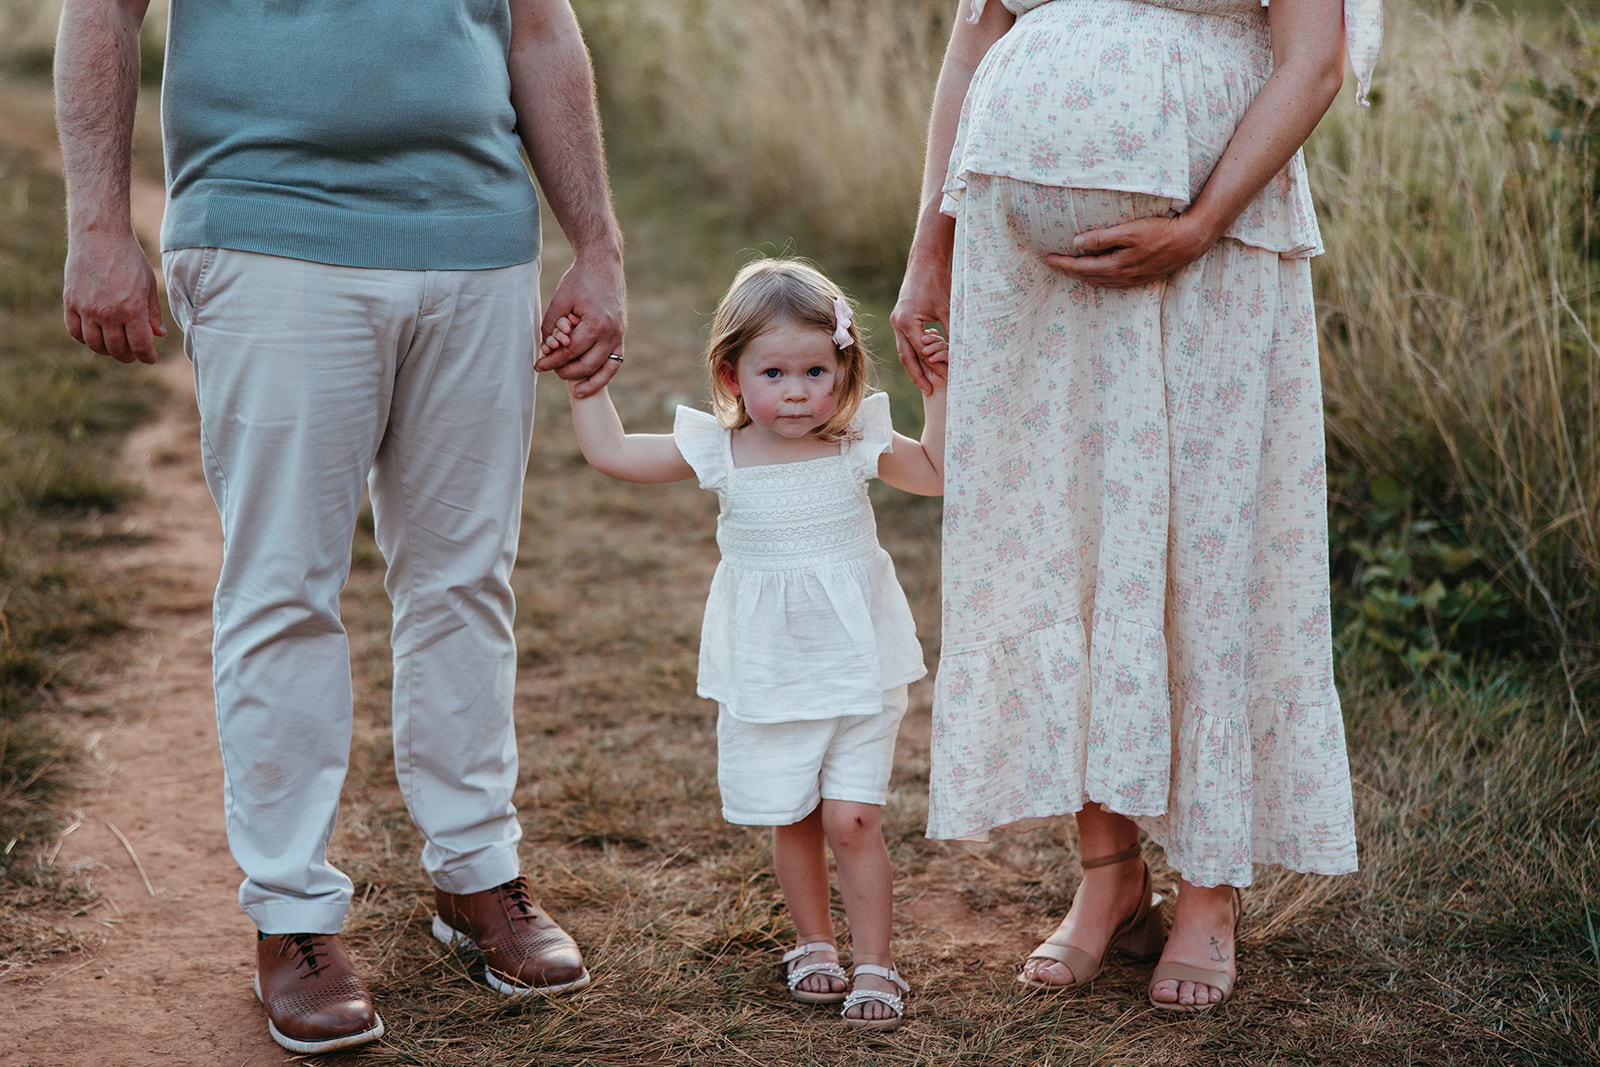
[{"left": 722, "top": 319, "right": 841, "bottom": 441}]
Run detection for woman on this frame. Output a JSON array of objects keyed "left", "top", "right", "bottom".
[{"left": 893, "top": 0, "right": 1380, "bottom": 1010}]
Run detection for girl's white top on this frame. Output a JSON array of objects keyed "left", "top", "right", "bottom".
[
  {"left": 948, "top": 0, "right": 1384, "bottom": 258},
  {"left": 675, "top": 392, "right": 927, "bottom": 724}
]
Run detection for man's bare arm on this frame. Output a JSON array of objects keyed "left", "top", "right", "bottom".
[
  {"left": 55, "top": 0, "right": 165, "bottom": 365},
  {"left": 508, "top": 0, "right": 625, "bottom": 399}
]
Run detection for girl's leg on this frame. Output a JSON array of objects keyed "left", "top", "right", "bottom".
[
  {"left": 1020, "top": 803, "right": 1152, "bottom": 986},
  {"left": 1150, "top": 880, "right": 1238, "bottom": 1007},
  {"left": 820, "top": 800, "right": 897, "bottom": 1021},
  {"left": 772, "top": 807, "right": 845, "bottom": 997}
]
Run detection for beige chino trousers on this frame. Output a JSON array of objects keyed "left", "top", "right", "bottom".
[{"left": 165, "top": 247, "right": 540, "bottom": 934}]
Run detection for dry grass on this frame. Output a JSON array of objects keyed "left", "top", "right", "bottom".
[
  {"left": 576, "top": 0, "right": 951, "bottom": 277},
  {"left": 1313, "top": 1, "right": 1600, "bottom": 675},
  {"left": 0, "top": 145, "right": 164, "bottom": 966}
]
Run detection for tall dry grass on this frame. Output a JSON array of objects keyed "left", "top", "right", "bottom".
[
  {"left": 577, "top": 0, "right": 951, "bottom": 275},
  {"left": 1313, "top": 3, "right": 1600, "bottom": 684}
]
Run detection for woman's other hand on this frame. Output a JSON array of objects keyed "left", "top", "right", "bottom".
[
  {"left": 1044, "top": 212, "right": 1217, "bottom": 289},
  {"left": 1050, "top": 0, "right": 1344, "bottom": 291}
]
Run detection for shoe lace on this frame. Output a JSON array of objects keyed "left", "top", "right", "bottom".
[
  {"left": 278, "top": 933, "right": 331, "bottom": 978},
  {"left": 499, "top": 878, "right": 540, "bottom": 925}
]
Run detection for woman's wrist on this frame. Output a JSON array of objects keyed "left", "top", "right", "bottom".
[{"left": 1171, "top": 205, "right": 1227, "bottom": 260}]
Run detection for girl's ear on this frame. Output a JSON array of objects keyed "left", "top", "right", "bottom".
[{"left": 717, "top": 362, "right": 741, "bottom": 397}]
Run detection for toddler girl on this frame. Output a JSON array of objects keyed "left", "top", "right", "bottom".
[{"left": 552, "top": 258, "right": 946, "bottom": 1030}]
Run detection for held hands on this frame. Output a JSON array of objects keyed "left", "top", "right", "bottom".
[
  {"left": 1045, "top": 212, "right": 1217, "bottom": 290},
  {"left": 534, "top": 255, "right": 626, "bottom": 398},
  {"left": 542, "top": 312, "right": 619, "bottom": 400},
  {"left": 917, "top": 328, "right": 950, "bottom": 392},
  {"left": 890, "top": 252, "right": 952, "bottom": 396},
  {"left": 63, "top": 227, "right": 166, "bottom": 364}
]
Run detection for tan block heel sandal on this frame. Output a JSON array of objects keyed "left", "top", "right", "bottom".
[{"left": 1017, "top": 843, "right": 1167, "bottom": 991}]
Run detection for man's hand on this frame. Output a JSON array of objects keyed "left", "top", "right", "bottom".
[
  {"left": 57, "top": 0, "right": 161, "bottom": 364},
  {"left": 63, "top": 227, "right": 165, "bottom": 364},
  {"left": 534, "top": 252, "right": 626, "bottom": 397}
]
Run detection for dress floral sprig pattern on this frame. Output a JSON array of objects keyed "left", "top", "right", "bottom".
[
  {"left": 928, "top": 0, "right": 1370, "bottom": 887},
  {"left": 948, "top": 0, "right": 1383, "bottom": 258}
]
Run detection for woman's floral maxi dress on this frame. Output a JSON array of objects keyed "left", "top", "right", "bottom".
[{"left": 928, "top": 0, "right": 1381, "bottom": 887}]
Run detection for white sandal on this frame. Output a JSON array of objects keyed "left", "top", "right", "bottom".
[
  {"left": 840, "top": 963, "right": 910, "bottom": 1031},
  {"left": 782, "top": 941, "right": 847, "bottom": 1004}
]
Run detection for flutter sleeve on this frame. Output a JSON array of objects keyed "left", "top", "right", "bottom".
[
  {"left": 1261, "top": 0, "right": 1383, "bottom": 108},
  {"left": 1342, "top": 0, "right": 1383, "bottom": 108},
  {"left": 846, "top": 392, "right": 896, "bottom": 482},
  {"left": 672, "top": 406, "right": 729, "bottom": 492}
]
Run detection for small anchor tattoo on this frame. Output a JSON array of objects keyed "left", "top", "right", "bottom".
[{"left": 1208, "top": 937, "right": 1230, "bottom": 964}]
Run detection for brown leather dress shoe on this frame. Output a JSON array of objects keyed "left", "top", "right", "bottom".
[
  {"left": 432, "top": 874, "right": 591, "bottom": 996},
  {"left": 254, "top": 933, "right": 384, "bottom": 1054}
]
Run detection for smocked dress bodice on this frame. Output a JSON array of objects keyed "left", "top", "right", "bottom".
[
  {"left": 674, "top": 393, "right": 926, "bottom": 723},
  {"left": 946, "top": 0, "right": 1383, "bottom": 257}
]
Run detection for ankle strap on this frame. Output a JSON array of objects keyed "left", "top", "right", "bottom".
[
  {"left": 782, "top": 941, "right": 838, "bottom": 963},
  {"left": 851, "top": 963, "right": 910, "bottom": 992},
  {"left": 1081, "top": 843, "right": 1142, "bottom": 869}
]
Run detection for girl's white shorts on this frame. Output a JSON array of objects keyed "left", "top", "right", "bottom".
[{"left": 716, "top": 686, "right": 909, "bottom": 826}]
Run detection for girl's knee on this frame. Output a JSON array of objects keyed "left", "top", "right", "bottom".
[{"left": 821, "top": 800, "right": 882, "bottom": 850}]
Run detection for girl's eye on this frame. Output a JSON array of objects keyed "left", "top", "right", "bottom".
[
  {"left": 807, "top": 367, "right": 826, "bottom": 378},
  {"left": 763, "top": 368, "right": 781, "bottom": 379}
]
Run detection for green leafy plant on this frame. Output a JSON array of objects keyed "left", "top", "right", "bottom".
[{"left": 1334, "top": 475, "right": 1516, "bottom": 678}]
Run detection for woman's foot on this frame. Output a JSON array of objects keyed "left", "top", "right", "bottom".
[
  {"left": 1148, "top": 882, "right": 1241, "bottom": 1010},
  {"left": 782, "top": 942, "right": 847, "bottom": 1003},
  {"left": 1019, "top": 844, "right": 1159, "bottom": 988}
]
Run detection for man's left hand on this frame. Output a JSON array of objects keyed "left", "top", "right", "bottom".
[{"left": 534, "top": 253, "right": 626, "bottom": 398}]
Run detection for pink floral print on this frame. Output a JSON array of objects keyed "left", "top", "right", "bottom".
[{"left": 928, "top": 176, "right": 1359, "bottom": 888}]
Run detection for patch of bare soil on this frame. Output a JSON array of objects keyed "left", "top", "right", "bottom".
[
  {"left": 0, "top": 84, "right": 275, "bottom": 1065},
  {"left": 4, "top": 361, "right": 271, "bottom": 1067}
]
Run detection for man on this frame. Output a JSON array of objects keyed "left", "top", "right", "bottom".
[{"left": 55, "top": 0, "right": 626, "bottom": 1053}]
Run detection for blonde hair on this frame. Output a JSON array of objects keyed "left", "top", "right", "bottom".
[{"left": 705, "top": 258, "right": 872, "bottom": 443}]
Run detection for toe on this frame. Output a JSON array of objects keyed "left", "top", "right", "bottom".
[
  {"left": 803, "top": 971, "right": 843, "bottom": 995},
  {"left": 1023, "top": 958, "right": 1077, "bottom": 986},
  {"left": 1150, "top": 978, "right": 1177, "bottom": 1004}
]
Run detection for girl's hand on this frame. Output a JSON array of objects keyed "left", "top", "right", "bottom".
[
  {"left": 541, "top": 313, "right": 578, "bottom": 358},
  {"left": 1044, "top": 213, "right": 1217, "bottom": 289},
  {"left": 919, "top": 328, "right": 950, "bottom": 392}
]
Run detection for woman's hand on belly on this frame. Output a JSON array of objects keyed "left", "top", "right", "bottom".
[{"left": 1043, "top": 211, "right": 1218, "bottom": 290}]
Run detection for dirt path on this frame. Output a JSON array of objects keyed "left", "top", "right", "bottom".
[{"left": 0, "top": 89, "right": 287, "bottom": 1066}]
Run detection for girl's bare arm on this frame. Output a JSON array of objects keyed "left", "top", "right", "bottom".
[
  {"left": 569, "top": 388, "right": 695, "bottom": 484},
  {"left": 877, "top": 333, "right": 948, "bottom": 497}
]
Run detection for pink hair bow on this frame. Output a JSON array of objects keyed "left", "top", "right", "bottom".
[{"left": 832, "top": 296, "right": 853, "bottom": 348}]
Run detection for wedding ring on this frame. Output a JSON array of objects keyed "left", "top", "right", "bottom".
[{"left": 608, "top": 353, "right": 624, "bottom": 363}]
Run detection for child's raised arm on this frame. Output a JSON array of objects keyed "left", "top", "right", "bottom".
[
  {"left": 877, "top": 329, "right": 948, "bottom": 497},
  {"left": 548, "top": 311, "right": 695, "bottom": 484},
  {"left": 569, "top": 386, "right": 695, "bottom": 484}
]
